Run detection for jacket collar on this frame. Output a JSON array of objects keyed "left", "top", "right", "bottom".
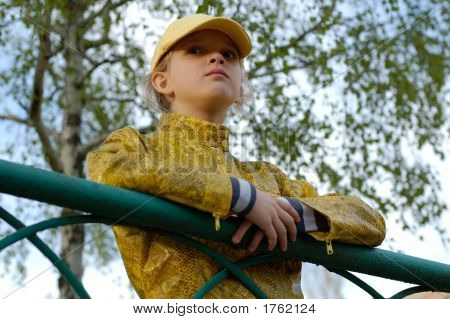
[{"left": 156, "top": 112, "right": 230, "bottom": 152}]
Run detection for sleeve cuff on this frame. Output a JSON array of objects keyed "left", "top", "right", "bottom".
[
  {"left": 282, "top": 197, "right": 330, "bottom": 232},
  {"left": 230, "top": 177, "right": 257, "bottom": 217}
]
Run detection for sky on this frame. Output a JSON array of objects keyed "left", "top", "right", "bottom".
[{"left": 0, "top": 2, "right": 449, "bottom": 299}]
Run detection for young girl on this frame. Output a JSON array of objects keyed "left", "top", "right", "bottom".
[{"left": 85, "top": 13, "right": 387, "bottom": 298}]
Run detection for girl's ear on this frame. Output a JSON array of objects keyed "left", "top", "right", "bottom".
[
  {"left": 151, "top": 71, "right": 173, "bottom": 96},
  {"left": 234, "top": 85, "right": 244, "bottom": 104}
]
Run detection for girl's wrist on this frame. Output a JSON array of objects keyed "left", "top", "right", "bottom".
[{"left": 230, "top": 176, "right": 257, "bottom": 217}]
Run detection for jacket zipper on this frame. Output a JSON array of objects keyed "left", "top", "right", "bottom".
[
  {"left": 212, "top": 148, "right": 227, "bottom": 232},
  {"left": 326, "top": 236, "right": 334, "bottom": 255}
]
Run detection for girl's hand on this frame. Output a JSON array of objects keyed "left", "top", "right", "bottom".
[
  {"left": 231, "top": 219, "right": 265, "bottom": 252},
  {"left": 231, "top": 190, "right": 300, "bottom": 252}
]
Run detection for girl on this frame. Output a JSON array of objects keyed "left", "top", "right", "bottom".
[{"left": 85, "top": 13, "right": 387, "bottom": 298}]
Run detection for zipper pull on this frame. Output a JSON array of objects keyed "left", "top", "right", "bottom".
[
  {"left": 214, "top": 214, "right": 221, "bottom": 231},
  {"left": 326, "top": 237, "right": 334, "bottom": 255}
]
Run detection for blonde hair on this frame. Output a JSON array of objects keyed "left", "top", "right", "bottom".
[{"left": 138, "top": 49, "right": 254, "bottom": 114}]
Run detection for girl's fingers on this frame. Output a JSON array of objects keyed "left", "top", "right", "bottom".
[
  {"left": 276, "top": 196, "right": 300, "bottom": 223},
  {"left": 264, "top": 223, "right": 278, "bottom": 251},
  {"left": 248, "top": 229, "right": 265, "bottom": 252},
  {"left": 275, "top": 196, "right": 299, "bottom": 242},
  {"left": 231, "top": 219, "right": 253, "bottom": 244},
  {"left": 277, "top": 209, "right": 297, "bottom": 242},
  {"left": 272, "top": 216, "right": 288, "bottom": 252}
]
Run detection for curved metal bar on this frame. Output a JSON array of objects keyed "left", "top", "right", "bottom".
[
  {"left": 1, "top": 159, "right": 450, "bottom": 295},
  {"left": 324, "top": 266, "right": 385, "bottom": 299},
  {"left": 152, "top": 228, "right": 269, "bottom": 299},
  {"left": 389, "top": 285, "right": 433, "bottom": 299},
  {"left": 193, "top": 254, "right": 287, "bottom": 298},
  {"left": 0, "top": 206, "right": 91, "bottom": 298},
  {"left": 0, "top": 211, "right": 268, "bottom": 298},
  {"left": 0, "top": 215, "right": 118, "bottom": 251}
]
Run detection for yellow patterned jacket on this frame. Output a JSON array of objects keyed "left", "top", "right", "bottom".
[{"left": 85, "top": 111, "right": 386, "bottom": 299}]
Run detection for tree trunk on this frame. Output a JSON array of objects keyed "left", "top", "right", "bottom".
[
  {"left": 58, "top": 210, "right": 85, "bottom": 298},
  {"left": 58, "top": 15, "right": 86, "bottom": 299}
]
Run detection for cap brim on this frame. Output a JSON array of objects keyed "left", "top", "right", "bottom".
[{"left": 163, "top": 17, "right": 252, "bottom": 59}]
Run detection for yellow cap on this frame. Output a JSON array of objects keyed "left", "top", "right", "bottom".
[{"left": 150, "top": 13, "right": 252, "bottom": 70}]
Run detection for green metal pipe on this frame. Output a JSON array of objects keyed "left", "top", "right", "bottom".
[
  {"left": 0, "top": 206, "right": 91, "bottom": 298},
  {"left": 324, "top": 266, "right": 384, "bottom": 299},
  {"left": 153, "top": 228, "right": 269, "bottom": 298},
  {"left": 0, "top": 214, "right": 117, "bottom": 251},
  {"left": 192, "top": 254, "right": 286, "bottom": 298}
]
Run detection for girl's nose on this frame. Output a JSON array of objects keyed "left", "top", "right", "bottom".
[{"left": 208, "top": 51, "right": 225, "bottom": 64}]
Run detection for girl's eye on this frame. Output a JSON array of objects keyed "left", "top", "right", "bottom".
[
  {"left": 187, "top": 46, "right": 201, "bottom": 54},
  {"left": 223, "top": 50, "right": 237, "bottom": 59},
  {"left": 186, "top": 46, "right": 237, "bottom": 59}
]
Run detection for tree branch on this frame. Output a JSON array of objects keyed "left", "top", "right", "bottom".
[
  {"left": 90, "top": 96, "right": 136, "bottom": 104},
  {"left": 0, "top": 114, "right": 32, "bottom": 126},
  {"left": 78, "top": 54, "right": 131, "bottom": 85},
  {"left": 82, "top": 13, "right": 111, "bottom": 50},
  {"left": 49, "top": 37, "right": 66, "bottom": 56},
  {"left": 83, "top": 36, "right": 110, "bottom": 50},
  {"left": 78, "top": 131, "right": 111, "bottom": 157},
  {"left": 80, "top": 0, "right": 132, "bottom": 32},
  {"left": 79, "top": 0, "right": 134, "bottom": 63},
  {"left": 249, "top": 59, "right": 314, "bottom": 79},
  {"left": 249, "top": 0, "right": 337, "bottom": 78},
  {"left": 0, "top": 113, "right": 61, "bottom": 143},
  {"left": 28, "top": 8, "right": 63, "bottom": 173},
  {"left": 17, "top": 100, "right": 30, "bottom": 113},
  {"left": 79, "top": 123, "right": 156, "bottom": 158},
  {"left": 48, "top": 85, "right": 63, "bottom": 102}
]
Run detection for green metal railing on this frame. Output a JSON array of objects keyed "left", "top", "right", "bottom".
[{"left": 1, "top": 158, "right": 449, "bottom": 299}]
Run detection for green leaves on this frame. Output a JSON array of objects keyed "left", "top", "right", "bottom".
[{"left": 232, "top": 0, "right": 448, "bottom": 243}]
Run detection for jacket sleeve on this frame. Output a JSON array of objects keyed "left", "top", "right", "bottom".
[
  {"left": 84, "top": 126, "right": 234, "bottom": 231},
  {"left": 288, "top": 178, "right": 386, "bottom": 254}
]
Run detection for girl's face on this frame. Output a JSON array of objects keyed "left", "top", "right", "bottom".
[{"left": 153, "top": 29, "right": 243, "bottom": 114}]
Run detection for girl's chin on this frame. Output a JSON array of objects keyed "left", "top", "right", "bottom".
[
  {"left": 194, "top": 93, "right": 233, "bottom": 104},
  {"left": 192, "top": 99, "right": 233, "bottom": 111}
]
